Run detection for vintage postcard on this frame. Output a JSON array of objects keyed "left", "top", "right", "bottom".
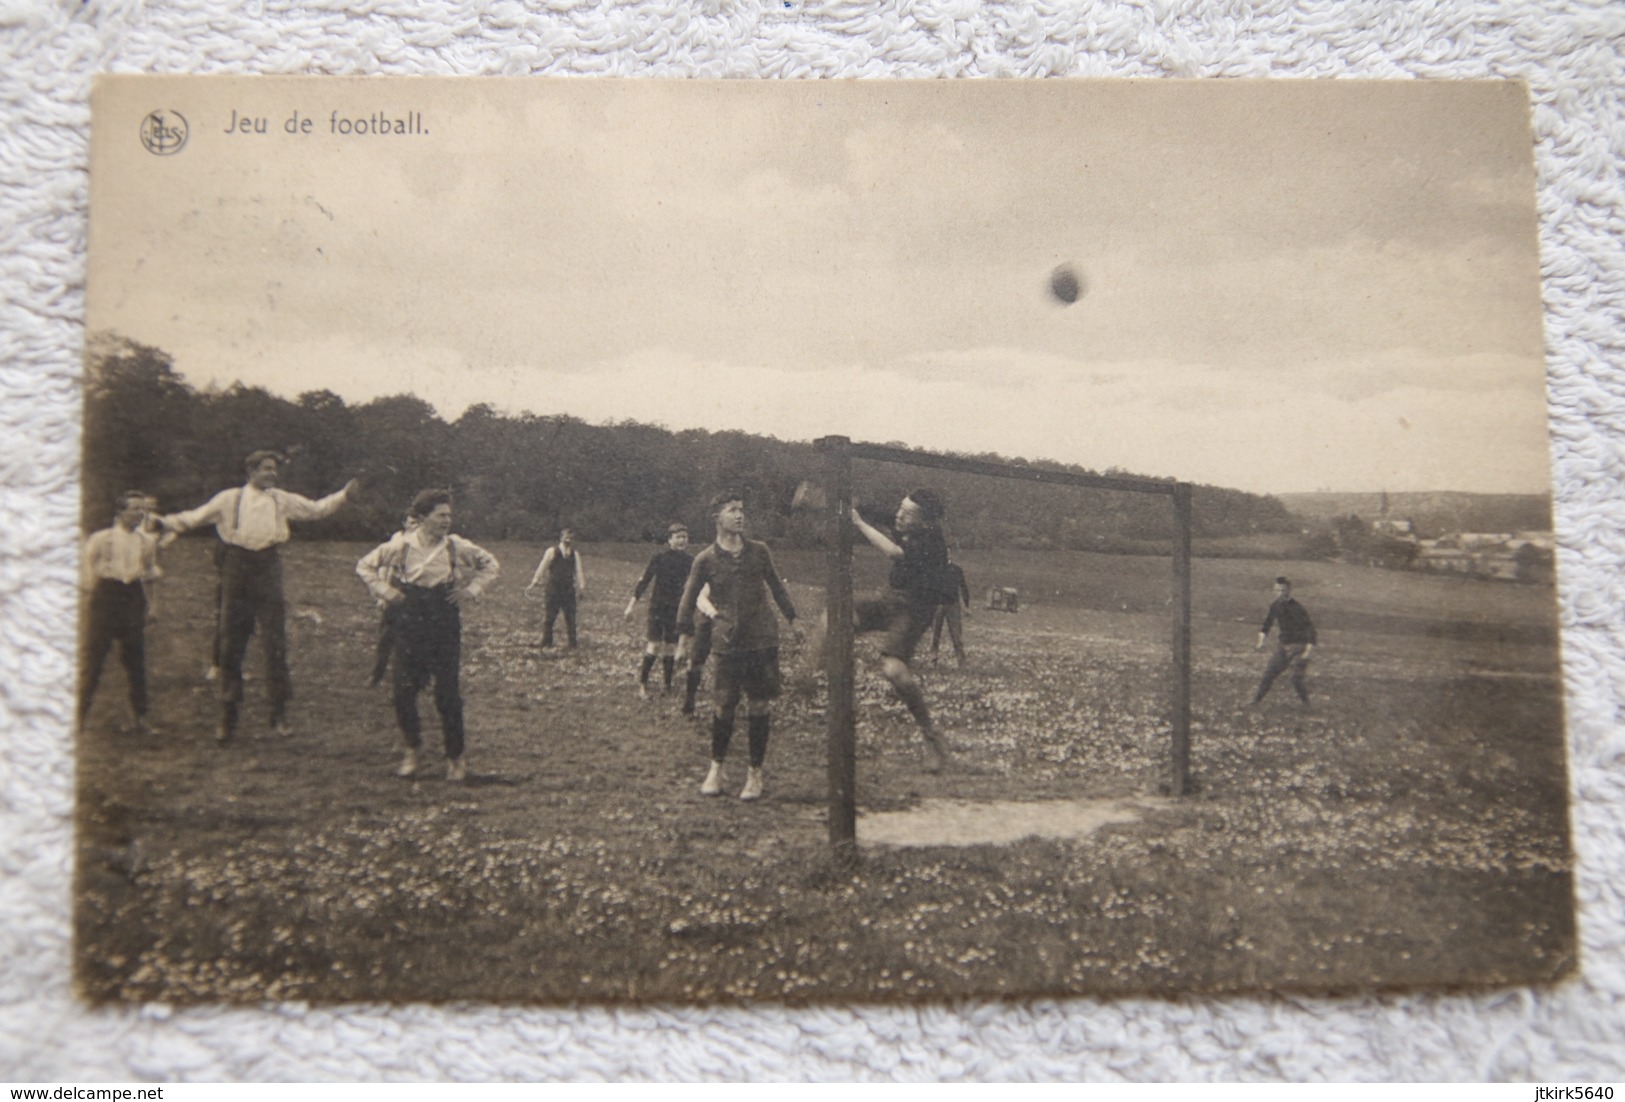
[{"left": 78, "top": 76, "right": 1572, "bottom": 1002}]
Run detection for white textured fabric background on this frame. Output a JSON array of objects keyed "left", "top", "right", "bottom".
[{"left": 3, "top": 0, "right": 1623, "bottom": 1083}]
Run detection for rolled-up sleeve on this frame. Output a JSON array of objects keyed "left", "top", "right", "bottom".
[
  {"left": 459, "top": 541, "right": 501, "bottom": 599},
  {"left": 163, "top": 489, "right": 233, "bottom": 535},
  {"left": 356, "top": 541, "right": 397, "bottom": 602},
  {"left": 276, "top": 486, "right": 349, "bottom": 523}
]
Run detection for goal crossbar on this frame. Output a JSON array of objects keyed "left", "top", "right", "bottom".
[{"left": 813, "top": 435, "right": 1193, "bottom": 864}]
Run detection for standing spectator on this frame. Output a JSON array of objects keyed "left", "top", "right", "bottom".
[
  {"left": 676, "top": 493, "right": 801, "bottom": 801},
  {"left": 624, "top": 522, "right": 694, "bottom": 699},
  {"left": 79, "top": 491, "right": 162, "bottom": 734},
  {"left": 159, "top": 451, "right": 357, "bottom": 742},
  {"left": 1253, "top": 576, "right": 1317, "bottom": 706},
  {"left": 526, "top": 527, "right": 586, "bottom": 649},
  {"left": 356, "top": 489, "right": 500, "bottom": 782},
  {"left": 930, "top": 560, "right": 971, "bottom": 668}
]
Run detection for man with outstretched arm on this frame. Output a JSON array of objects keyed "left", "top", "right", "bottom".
[
  {"left": 675, "top": 492, "right": 801, "bottom": 801},
  {"left": 159, "top": 450, "right": 357, "bottom": 743},
  {"left": 356, "top": 489, "right": 500, "bottom": 782}
]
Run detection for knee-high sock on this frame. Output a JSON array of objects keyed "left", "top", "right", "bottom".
[
  {"left": 747, "top": 712, "right": 771, "bottom": 767},
  {"left": 896, "top": 679, "right": 934, "bottom": 734},
  {"left": 711, "top": 712, "right": 735, "bottom": 761}
]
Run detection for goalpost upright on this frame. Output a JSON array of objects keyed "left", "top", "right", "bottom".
[{"left": 814, "top": 435, "right": 1193, "bottom": 864}]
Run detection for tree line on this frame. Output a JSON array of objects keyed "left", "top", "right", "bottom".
[{"left": 83, "top": 333, "right": 1300, "bottom": 551}]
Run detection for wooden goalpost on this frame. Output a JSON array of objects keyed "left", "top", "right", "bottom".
[{"left": 813, "top": 435, "right": 1194, "bottom": 864}]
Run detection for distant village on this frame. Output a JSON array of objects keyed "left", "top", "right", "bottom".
[{"left": 1342, "top": 508, "right": 1556, "bottom": 583}]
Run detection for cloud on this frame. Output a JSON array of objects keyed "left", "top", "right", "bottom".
[{"left": 90, "top": 80, "right": 1550, "bottom": 495}]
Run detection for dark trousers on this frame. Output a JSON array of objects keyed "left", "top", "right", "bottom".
[
  {"left": 392, "top": 584, "right": 465, "bottom": 759},
  {"left": 80, "top": 580, "right": 148, "bottom": 720},
  {"left": 542, "top": 588, "right": 578, "bottom": 647},
  {"left": 1255, "top": 643, "right": 1311, "bottom": 704},
  {"left": 370, "top": 602, "right": 399, "bottom": 685},
  {"left": 218, "top": 545, "right": 290, "bottom": 731},
  {"left": 930, "top": 602, "right": 965, "bottom": 659}
]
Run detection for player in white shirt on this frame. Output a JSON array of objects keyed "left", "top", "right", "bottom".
[
  {"left": 80, "top": 491, "right": 162, "bottom": 734},
  {"left": 356, "top": 489, "right": 500, "bottom": 782},
  {"left": 160, "top": 450, "right": 358, "bottom": 743}
]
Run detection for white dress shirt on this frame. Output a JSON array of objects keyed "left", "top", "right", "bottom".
[
  {"left": 165, "top": 483, "right": 349, "bottom": 550},
  {"left": 82, "top": 525, "right": 160, "bottom": 588}
]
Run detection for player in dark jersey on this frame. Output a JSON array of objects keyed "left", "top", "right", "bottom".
[
  {"left": 676, "top": 492, "right": 801, "bottom": 801},
  {"left": 1253, "top": 576, "right": 1317, "bottom": 706},
  {"left": 849, "top": 488, "right": 952, "bottom": 771},
  {"left": 624, "top": 522, "right": 694, "bottom": 699}
]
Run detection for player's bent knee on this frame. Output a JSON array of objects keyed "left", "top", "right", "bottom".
[{"left": 880, "top": 656, "right": 912, "bottom": 684}]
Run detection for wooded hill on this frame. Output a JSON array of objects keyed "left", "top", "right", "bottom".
[{"left": 84, "top": 333, "right": 1300, "bottom": 551}]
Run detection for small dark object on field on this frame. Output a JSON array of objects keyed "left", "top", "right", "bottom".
[{"left": 987, "top": 586, "right": 1020, "bottom": 613}]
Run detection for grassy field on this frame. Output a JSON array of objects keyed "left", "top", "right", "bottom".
[{"left": 75, "top": 537, "right": 1574, "bottom": 1002}]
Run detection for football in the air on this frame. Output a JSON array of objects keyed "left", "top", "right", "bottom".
[{"left": 1049, "top": 264, "right": 1084, "bottom": 305}]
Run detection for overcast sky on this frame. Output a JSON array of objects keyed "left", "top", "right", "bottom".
[{"left": 89, "top": 78, "right": 1551, "bottom": 495}]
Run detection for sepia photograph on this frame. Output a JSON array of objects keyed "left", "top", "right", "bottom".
[{"left": 77, "top": 75, "right": 1572, "bottom": 1003}]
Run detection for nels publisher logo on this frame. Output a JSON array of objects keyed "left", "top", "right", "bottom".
[{"left": 139, "top": 110, "right": 188, "bottom": 155}]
